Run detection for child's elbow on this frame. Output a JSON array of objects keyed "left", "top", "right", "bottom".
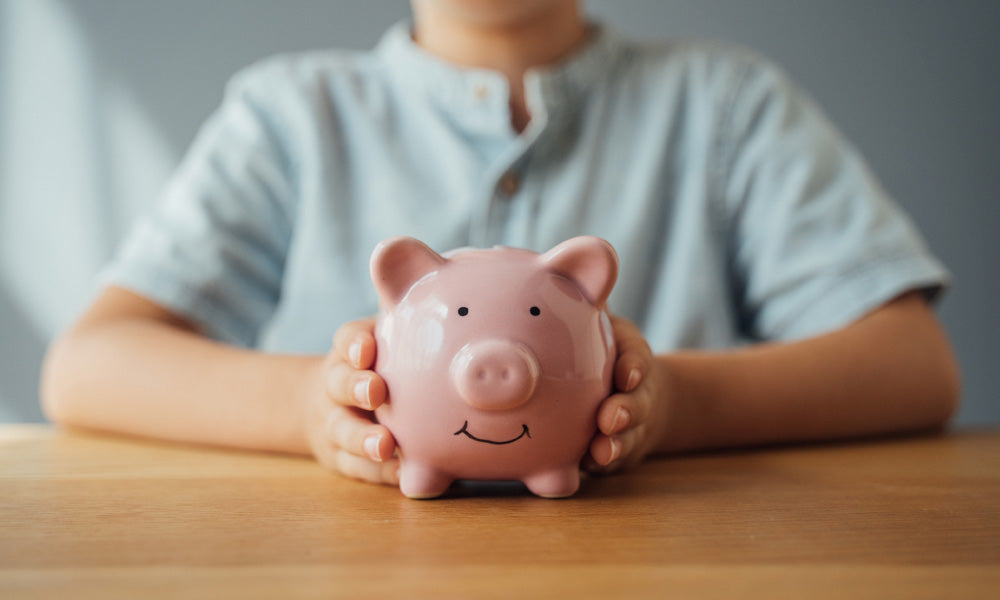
[
  {"left": 931, "top": 346, "right": 962, "bottom": 427},
  {"left": 914, "top": 317, "right": 962, "bottom": 429},
  {"left": 896, "top": 293, "right": 962, "bottom": 429},
  {"left": 39, "top": 333, "right": 83, "bottom": 425}
]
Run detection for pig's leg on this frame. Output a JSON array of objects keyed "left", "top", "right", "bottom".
[
  {"left": 523, "top": 466, "right": 580, "bottom": 498},
  {"left": 399, "top": 461, "right": 453, "bottom": 499}
]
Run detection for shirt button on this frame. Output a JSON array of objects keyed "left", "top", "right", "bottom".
[
  {"left": 498, "top": 171, "right": 521, "bottom": 196},
  {"left": 473, "top": 84, "right": 489, "bottom": 101}
]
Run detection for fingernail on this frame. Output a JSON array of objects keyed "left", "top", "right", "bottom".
[
  {"left": 612, "top": 407, "right": 631, "bottom": 433},
  {"left": 625, "top": 368, "right": 641, "bottom": 392},
  {"left": 349, "top": 340, "right": 363, "bottom": 368},
  {"left": 607, "top": 437, "right": 621, "bottom": 464},
  {"left": 364, "top": 435, "right": 383, "bottom": 462},
  {"left": 354, "top": 379, "right": 371, "bottom": 409}
]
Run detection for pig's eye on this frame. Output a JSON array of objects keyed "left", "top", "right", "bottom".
[
  {"left": 529, "top": 306, "right": 541, "bottom": 316},
  {"left": 457, "top": 306, "right": 469, "bottom": 316}
]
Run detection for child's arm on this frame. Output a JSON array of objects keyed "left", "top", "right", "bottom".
[
  {"left": 587, "top": 291, "right": 960, "bottom": 469},
  {"left": 41, "top": 286, "right": 398, "bottom": 484}
]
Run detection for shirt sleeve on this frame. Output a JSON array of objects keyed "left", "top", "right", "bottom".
[
  {"left": 99, "top": 65, "right": 295, "bottom": 347},
  {"left": 719, "top": 56, "right": 949, "bottom": 341}
]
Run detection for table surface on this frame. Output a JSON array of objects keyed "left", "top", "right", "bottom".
[{"left": 2, "top": 425, "right": 998, "bottom": 599}]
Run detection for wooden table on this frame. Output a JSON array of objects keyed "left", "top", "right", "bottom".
[{"left": 1, "top": 425, "right": 998, "bottom": 598}]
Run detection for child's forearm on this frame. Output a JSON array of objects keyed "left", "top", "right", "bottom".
[
  {"left": 41, "top": 295, "right": 317, "bottom": 455},
  {"left": 655, "top": 293, "right": 961, "bottom": 454}
]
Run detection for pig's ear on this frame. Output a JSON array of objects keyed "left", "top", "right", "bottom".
[
  {"left": 538, "top": 236, "right": 618, "bottom": 308},
  {"left": 370, "top": 236, "right": 446, "bottom": 307}
]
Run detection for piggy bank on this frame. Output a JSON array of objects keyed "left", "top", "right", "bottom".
[{"left": 370, "top": 236, "right": 618, "bottom": 498}]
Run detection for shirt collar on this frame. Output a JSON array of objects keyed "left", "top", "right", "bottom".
[{"left": 376, "top": 21, "right": 628, "bottom": 137}]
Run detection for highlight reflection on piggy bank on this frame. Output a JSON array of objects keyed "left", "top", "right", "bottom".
[{"left": 370, "top": 236, "right": 618, "bottom": 498}]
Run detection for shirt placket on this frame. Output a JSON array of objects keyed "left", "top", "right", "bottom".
[{"left": 472, "top": 77, "right": 553, "bottom": 249}]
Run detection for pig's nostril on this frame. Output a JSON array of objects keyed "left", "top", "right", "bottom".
[
  {"left": 501, "top": 368, "right": 510, "bottom": 380},
  {"left": 476, "top": 369, "right": 487, "bottom": 381}
]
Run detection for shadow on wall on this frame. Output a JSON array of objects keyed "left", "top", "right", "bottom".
[
  {"left": 0, "top": 0, "right": 410, "bottom": 423},
  {"left": 0, "top": 281, "right": 47, "bottom": 422}
]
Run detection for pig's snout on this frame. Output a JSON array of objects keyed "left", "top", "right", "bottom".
[{"left": 450, "top": 340, "right": 539, "bottom": 410}]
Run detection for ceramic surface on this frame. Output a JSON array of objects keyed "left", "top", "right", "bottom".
[{"left": 370, "top": 236, "right": 618, "bottom": 498}]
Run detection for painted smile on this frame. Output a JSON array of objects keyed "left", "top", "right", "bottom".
[{"left": 454, "top": 421, "right": 531, "bottom": 445}]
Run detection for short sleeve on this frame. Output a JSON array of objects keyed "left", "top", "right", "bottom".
[
  {"left": 99, "top": 66, "right": 295, "bottom": 347},
  {"left": 720, "top": 58, "right": 949, "bottom": 341}
]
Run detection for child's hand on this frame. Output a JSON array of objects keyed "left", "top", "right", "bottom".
[
  {"left": 585, "top": 315, "right": 673, "bottom": 473},
  {"left": 303, "top": 318, "right": 399, "bottom": 485}
]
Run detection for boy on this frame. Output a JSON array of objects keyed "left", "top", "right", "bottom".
[{"left": 41, "top": 0, "right": 959, "bottom": 486}]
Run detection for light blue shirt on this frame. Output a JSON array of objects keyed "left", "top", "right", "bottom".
[{"left": 103, "top": 23, "right": 948, "bottom": 353}]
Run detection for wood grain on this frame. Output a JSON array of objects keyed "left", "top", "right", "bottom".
[{"left": 2, "top": 424, "right": 999, "bottom": 598}]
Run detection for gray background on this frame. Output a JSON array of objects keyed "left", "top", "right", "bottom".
[{"left": 1, "top": 0, "right": 997, "bottom": 424}]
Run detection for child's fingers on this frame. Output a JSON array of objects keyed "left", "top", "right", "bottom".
[
  {"left": 610, "top": 315, "right": 651, "bottom": 353},
  {"left": 332, "top": 450, "right": 400, "bottom": 485},
  {"left": 326, "top": 361, "right": 387, "bottom": 410},
  {"left": 586, "top": 425, "right": 646, "bottom": 472},
  {"left": 609, "top": 315, "right": 653, "bottom": 392},
  {"left": 595, "top": 390, "right": 649, "bottom": 437},
  {"left": 332, "top": 318, "right": 377, "bottom": 369},
  {"left": 313, "top": 438, "right": 400, "bottom": 485},
  {"left": 613, "top": 356, "right": 645, "bottom": 393},
  {"left": 326, "top": 405, "right": 396, "bottom": 462}
]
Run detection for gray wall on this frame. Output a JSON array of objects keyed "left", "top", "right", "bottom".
[{"left": 1, "top": 0, "right": 997, "bottom": 424}]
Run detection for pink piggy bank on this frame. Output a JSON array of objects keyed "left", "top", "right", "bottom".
[{"left": 370, "top": 236, "right": 618, "bottom": 498}]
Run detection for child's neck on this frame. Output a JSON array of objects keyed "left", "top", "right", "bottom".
[{"left": 411, "top": 0, "right": 588, "bottom": 133}]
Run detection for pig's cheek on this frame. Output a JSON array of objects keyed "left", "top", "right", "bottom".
[
  {"left": 418, "top": 319, "right": 444, "bottom": 359},
  {"left": 392, "top": 310, "right": 445, "bottom": 372}
]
